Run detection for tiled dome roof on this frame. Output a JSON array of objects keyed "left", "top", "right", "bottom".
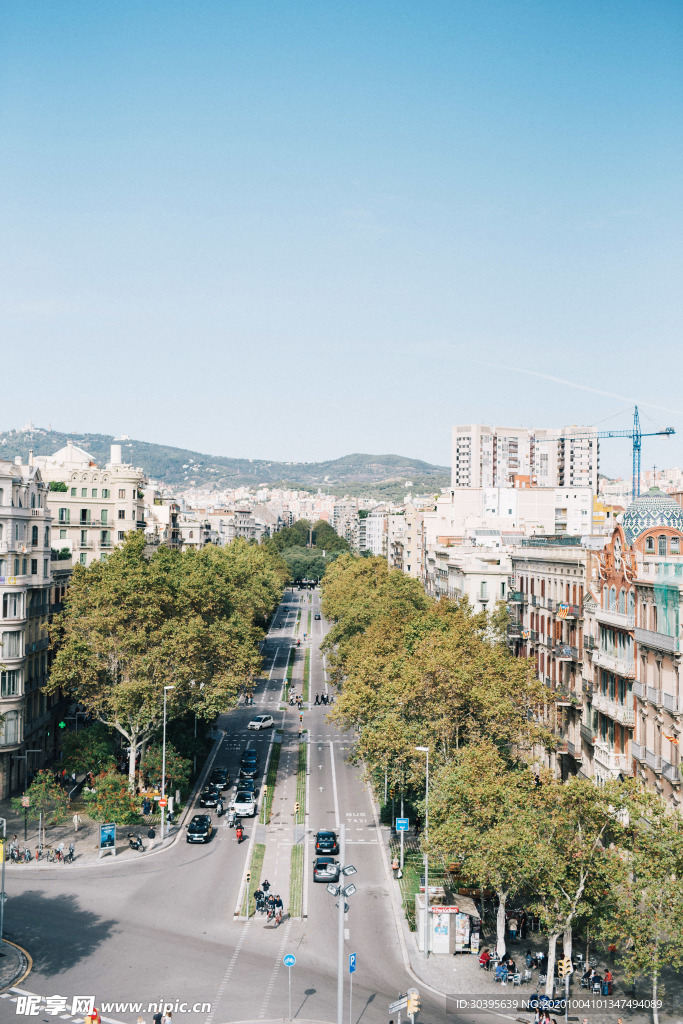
[{"left": 621, "top": 489, "right": 683, "bottom": 545}]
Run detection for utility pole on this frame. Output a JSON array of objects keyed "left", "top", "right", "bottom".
[{"left": 337, "top": 824, "right": 345, "bottom": 1024}]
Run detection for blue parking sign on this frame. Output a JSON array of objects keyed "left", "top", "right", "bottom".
[
  {"left": 396, "top": 817, "right": 409, "bottom": 832},
  {"left": 349, "top": 952, "right": 357, "bottom": 973}
]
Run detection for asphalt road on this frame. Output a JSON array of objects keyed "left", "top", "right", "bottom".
[{"left": 3, "top": 589, "right": 452, "bottom": 1024}]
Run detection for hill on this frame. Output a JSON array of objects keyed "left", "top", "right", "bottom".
[{"left": 0, "top": 427, "right": 449, "bottom": 496}]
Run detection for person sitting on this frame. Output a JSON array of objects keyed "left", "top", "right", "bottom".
[
  {"left": 506, "top": 957, "right": 516, "bottom": 974},
  {"left": 479, "top": 949, "right": 491, "bottom": 969},
  {"left": 591, "top": 973, "right": 602, "bottom": 994},
  {"left": 494, "top": 963, "right": 508, "bottom": 983}
]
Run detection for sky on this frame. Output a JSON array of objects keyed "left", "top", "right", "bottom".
[{"left": 1, "top": 1, "right": 682, "bottom": 475}]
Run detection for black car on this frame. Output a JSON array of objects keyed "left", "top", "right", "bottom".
[
  {"left": 239, "top": 751, "right": 260, "bottom": 778},
  {"left": 314, "top": 613, "right": 321, "bottom": 620},
  {"left": 186, "top": 814, "right": 213, "bottom": 844},
  {"left": 199, "top": 785, "right": 220, "bottom": 808},
  {"left": 236, "top": 777, "right": 258, "bottom": 797},
  {"left": 210, "top": 768, "right": 229, "bottom": 791},
  {"left": 313, "top": 856, "right": 340, "bottom": 882},
  {"left": 315, "top": 830, "right": 339, "bottom": 855}
]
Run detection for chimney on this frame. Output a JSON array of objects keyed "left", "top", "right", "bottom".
[
  {"left": 28, "top": 449, "right": 34, "bottom": 467},
  {"left": 14, "top": 455, "right": 22, "bottom": 466},
  {"left": 110, "top": 444, "right": 122, "bottom": 465}
]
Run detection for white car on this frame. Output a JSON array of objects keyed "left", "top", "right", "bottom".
[
  {"left": 247, "top": 714, "right": 274, "bottom": 730},
  {"left": 231, "top": 791, "right": 257, "bottom": 817}
]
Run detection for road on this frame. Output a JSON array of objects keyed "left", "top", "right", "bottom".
[{"left": 3, "top": 588, "right": 451, "bottom": 1024}]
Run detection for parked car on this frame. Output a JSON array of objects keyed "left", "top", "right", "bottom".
[
  {"left": 247, "top": 715, "right": 274, "bottom": 731},
  {"left": 313, "top": 857, "right": 340, "bottom": 882},
  {"left": 315, "top": 830, "right": 339, "bottom": 855},
  {"left": 210, "top": 768, "right": 229, "bottom": 791},
  {"left": 199, "top": 786, "right": 220, "bottom": 808},
  {"left": 314, "top": 613, "right": 321, "bottom": 620},
  {"left": 186, "top": 814, "right": 213, "bottom": 844},
  {"left": 231, "top": 790, "right": 257, "bottom": 817}
]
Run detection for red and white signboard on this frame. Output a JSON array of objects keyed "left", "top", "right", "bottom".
[
  {"left": 21, "top": 796, "right": 30, "bottom": 808},
  {"left": 158, "top": 797, "right": 168, "bottom": 808}
]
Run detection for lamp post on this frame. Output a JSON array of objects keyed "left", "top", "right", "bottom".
[
  {"left": 0, "top": 815, "right": 6, "bottom": 947},
  {"left": 160, "top": 685, "right": 174, "bottom": 840},
  {"left": 415, "top": 746, "right": 429, "bottom": 959}
]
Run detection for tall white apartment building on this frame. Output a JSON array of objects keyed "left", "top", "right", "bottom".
[
  {"left": 0, "top": 459, "right": 54, "bottom": 797},
  {"left": 452, "top": 425, "right": 599, "bottom": 492},
  {"left": 35, "top": 442, "right": 147, "bottom": 567}
]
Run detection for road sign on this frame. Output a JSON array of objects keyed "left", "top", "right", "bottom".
[
  {"left": 0, "top": 892, "right": 7, "bottom": 904},
  {"left": 159, "top": 797, "right": 168, "bottom": 808},
  {"left": 349, "top": 952, "right": 356, "bottom": 974},
  {"left": 395, "top": 817, "right": 409, "bottom": 832},
  {"left": 389, "top": 997, "right": 408, "bottom": 1013},
  {"left": 283, "top": 954, "right": 296, "bottom": 967},
  {"left": 21, "top": 796, "right": 30, "bottom": 808}
]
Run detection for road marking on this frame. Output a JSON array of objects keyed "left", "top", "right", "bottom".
[
  {"left": 258, "top": 916, "right": 293, "bottom": 1018},
  {"left": 204, "top": 919, "right": 252, "bottom": 1024},
  {"left": 329, "top": 739, "right": 340, "bottom": 828}
]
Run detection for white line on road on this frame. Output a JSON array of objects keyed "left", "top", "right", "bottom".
[
  {"left": 204, "top": 919, "right": 252, "bottom": 1024},
  {"left": 329, "top": 739, "right": 340, "bottom": 828},
  {"left": 257, "top": 916, "right": 293, "bottom": 1019}
]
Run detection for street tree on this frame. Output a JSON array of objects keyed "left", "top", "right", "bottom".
[
  {"left": 83, "top": 769, "right": 140, "bottom": 825},
  {"left": 141, "top": 742, "right": 191, "bottom": 793},
  {"left": 11, "top": 769, "right": 69, "bottom": 829},
  {"left": 60, "top": 723, "right": 117, "bottom": 775}
]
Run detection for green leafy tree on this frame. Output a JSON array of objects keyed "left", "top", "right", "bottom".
[
  {"left": 11, "top": 770, "right": 69, "bottom": 827},
  {"left": 608, "top": 788, "right": 683, "bottom": 1024},
  {"left": 141, "top": 742, "right": 191, "bottom": 793},
  {"left": 429, "top": 742, "right": 544, "bottom": 957},
  {"left": 82, "top": 769, "right": 140, "bottom": 824},
  {"left": 60, "top": 723, "right": 117, "bottom": 774},
  {"left": 280, "top": 547, "right": 327, "bottom": 583},
  {"left": 47, "top": 533, "right": 285, "bottom": 788}
]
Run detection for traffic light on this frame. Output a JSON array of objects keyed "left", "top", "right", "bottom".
[
  {"left": 246, "top": 871, "right": 251, "bottom": 883},
  {"left": 557, "top": 958, "right": 572, "bottom": 978},
  {"left": 407, "top": 989, "right": 420, "bottom": 1016},
  {"left": 390, "top": 786, "right": 395, "bottom": 798},
  {"left": 294, "top": 802, "right": 300, "bottom": 815}
]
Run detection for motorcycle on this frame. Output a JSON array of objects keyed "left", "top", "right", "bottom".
[
  {"left": 127, "top": 832, "right": 144, "bottom": 852},
  {"left": 235, "top": 823, "right": 244, "bottom": 843},
  {"left": 227, "top": 808, "right": 236, "bottom": 827}
]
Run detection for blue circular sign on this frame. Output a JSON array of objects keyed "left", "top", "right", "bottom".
[{"left": 283, "top": 954, "right": 296, "bottom": 967}]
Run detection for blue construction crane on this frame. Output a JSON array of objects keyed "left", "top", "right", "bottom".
[{"left": 534, "top": 406, "right": 674, "bottom": 501}]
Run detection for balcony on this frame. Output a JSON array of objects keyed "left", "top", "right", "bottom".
[
  {"left": 592, "top": 648, "right": 636, "bottom": 678},
  {"left": 634, "top": 626, "right": 679, "bottom": 655},
  {"left": 662, "top": 761, "right": 681, "bottom": 785},
  {"left": 583, "top": 634, "right": 596, "bottom": 652},
  {"left": 596, "top": 607, "right": 636, "bottom": 630},
  {"left": 555, "top": 643, "right": 579, "bottom": 661},
  {"left": 580, "top": 722, "right": 595, "bottom": 745},
  {"left": 631, "top": 740, "right": 643, "bottom": 761},
  {"left": 645, "top": 749, "right": 662, "bottom": 774},
  {"left": 647, "top": 686, "right": 663, "bottom": 709},
  {"left": 582, "top": 678, "right": 594, "bottom": 699},
  {"left": 507, "top": 624, "right": 522, "bottom": 639},
  {"left": 615, "top": 704, "right": 635, "bottom": 727},
  {"left": 560, "top": 604, "right": 582, "bottom": 620},
  {"left": 509, "top": 591, "right": 525, "bottom": 604},
  {"left": 633, "top": 680, "right": 644, "bottom": 699},
  {"left": 566, "top": 738, "right": 582, "bottom": 760},
  {"left": 662, "top": 692, "right": 682, "bottom": 716},
  {"left": 547, "top": 598, "right": 554, "bottom": 612},
  {"left": 594, "top": 742, "right": 631, "bottom": 775}
]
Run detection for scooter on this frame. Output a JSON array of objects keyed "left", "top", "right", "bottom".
[
  {"left": 127, "top": 832, "right": 144, "bottom": 852},
  {"left": 235, "top": 822, "right": 244, "bottom": 843}
]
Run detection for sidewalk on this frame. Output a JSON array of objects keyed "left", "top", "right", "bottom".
[{"left": 0, "top": 939, "right": 30, "bottom": 991}]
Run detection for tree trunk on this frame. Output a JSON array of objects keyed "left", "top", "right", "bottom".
[
  {"left": 138, "top": 737, "right": 147, "bottom": 787},
  {"left": 127, "top": 734, "right": 138, "bottom": 791},
  {"left": 562, "top": 925, "right": 572, "bottom": 964},
  {"left": 652, "top": 970, "right": 659, "bottom": 1024},
  {"left": 496, "top": 892, "right": 507, "bottom": 959},
  {"left": 545, "top": 932, "right": 560, "bottom": 996}
]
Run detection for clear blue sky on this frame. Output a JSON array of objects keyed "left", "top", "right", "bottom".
[{"left": 1, "top": 1, "right": 681, "bottom": 475}]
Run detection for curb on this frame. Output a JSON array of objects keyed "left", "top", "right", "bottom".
[{"left": 0, "top": 939, "right": 32, "bottom": 992}]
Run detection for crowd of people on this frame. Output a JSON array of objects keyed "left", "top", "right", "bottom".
[{"left": 253, "top": 878, "right": 284, "bottom": 925}]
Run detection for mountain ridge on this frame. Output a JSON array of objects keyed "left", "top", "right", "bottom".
[{"left": 0, "top": 427, "right": 449, "bottom": 494}]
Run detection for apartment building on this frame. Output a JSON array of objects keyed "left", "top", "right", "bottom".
[
  {"left": 0, "top": 459, "right": 54, "bottom": 798},
  {"left": 35, "top": 442, "right": 147, "bottom": 566},
  {"left": 425, "top": 546, "right": 510, "bottom": 613},
  {"left": 452, "top": 425, "right": 599, "bottom": 492}
]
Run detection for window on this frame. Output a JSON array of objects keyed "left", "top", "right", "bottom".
[
  {"left": 118, "top": 509, "right": 125, "bottom": 520},
  {"left": 59, "top": 508, "right": 70, "bottom": 525},
  {"left": 3, "top": 593, "right": 22, "bottom": 618},
  {"left": 44, "top": 527, "right": 49, "bottom": 547},
  {"left": 102, "top": 488, "right": 110, "bottom": 498},
  {"left": 81, "top": 488, "right": 87, "bottom": 497},
  {"left": 59, "top": 529, "right": 66, "bottom": 539},
  {"left": 0, "top": 670, "right": 19, "bottom": 697},
  {"left": 22, "top": 557, "right": 27, "bottom": 575},
  {"left": 80, "top": 530, "right": 88, "bottom": 546},
  {"left": 13, "top": 558, "right": 19, "bottom": 576},
  {"left": 672, "top": 537, "right": 681, "bottom": 554},
  {"left": 80, "top": 553, "right": 87, "bottom": 566},
  {"left": 43, "top": 559, "right": 48, "bottom": 578},
  {"left": 618, "top": 589, "right": 626, "bottom": 614},
  {"left": 30, "top": 493, "right": 35, "bottom": 508},
  {"left": 80, "top": 509, "right": 91, "bottom": 525},
  {"left": 31, "top": 559, "right": 38, "bottom": 575},
  {"left": 1, "top": 631, "right": 22, "bottom": 657},
  {"left": 71, "top": 487, "right": 77, "bottom": 496},
  {"left": 101, "top": 531, "right": 111, "bottom": 547},
  {"left": 659, "top": 535, "right": 667, "bottom": 556},
  {"left": 118, "top": 531, "right": 125, "bottom": 541},
  {"left": 646, "top": 536, "right": 655, "bottom": 553},
  {"left": 118, "top": 489, "right": 126, "bottom": 499},
  {"left": 31, "top": 525, "right": 38, "bottom": 546},
  {"left": 91, "top": 489, "right": 98, "bottom": 498},
  {"left": 0, "top": 710, "right": 20, "bottom": 745},
  {"left": 101, "top": 510, "right": 108, "bottom": 525}
]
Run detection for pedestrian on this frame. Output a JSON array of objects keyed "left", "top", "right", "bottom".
[
  {"left": 162, "top": 1012, "right": 172, "bottom": 1024},
  {"left": 73, "top": 812, "right": 81, "bottom": 832},
  {"left": 152, "top": 1012, "right": 162, "bottom": 1024},
  {"left": 147, "top": 825, "right": 156, "bottom": 849},
  {"left": 137, "top": 1017, "right": 146, "bottom": 1024},
  {"left": 507, "top": 914, "right": 518, "bottom": 942},
  {"left": 391, "top": 855, "right": 399, "bottom": 877},
  {"left": 604, "top": 968, "right": 613, "bottom": 995}
]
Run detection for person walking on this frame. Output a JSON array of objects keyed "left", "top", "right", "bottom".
[
  {"left": 391, "top": 855, "right": 399, "bottom": 877},
  {"left": 508, "top": 915, "right": 518, "bottom": 942},
  {"left": 73, "top": 812, "right": 81, "bottom": 832}
]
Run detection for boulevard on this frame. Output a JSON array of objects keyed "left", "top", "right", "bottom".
[{"left": 2, "top": 589, "right": 459, "bottom": 1024}]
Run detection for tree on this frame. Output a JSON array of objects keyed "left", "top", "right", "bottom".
[
  {"left": 47, "top": 533, "right": 285, "bottom": 788},
  {"left": 82, "top": 769, "right": 140, "bottom": 824},
  {"left": 608, "top": 788, "right": 683, "bottom": 1024},
  {"left": 141, "top": 742, "right": 191, "bottom": 793},
  {"left": 429, "top": 743, "right": 544, "bottom": 957},
  {"left": 60, "top": 723, "right": 117, "bottom": 775},
  {"left": 11, "top": 770, "right": 69, "bottom": 828},
  {"left": 280, "top": 546, "right": 327, "bottom": 583}
]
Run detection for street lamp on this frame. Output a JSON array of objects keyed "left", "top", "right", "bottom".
[
  {"left": 415, "top": 745, "right": 429, "bottom": 960},
  {"left": 0, "top": 815, "right": 6, "bottom": 948},
  {"left": 160, "top": 685, "right": 174, "bottom": 840},
  {"left": 325, "top": 824, "right": 357, "bottom": 1024}
]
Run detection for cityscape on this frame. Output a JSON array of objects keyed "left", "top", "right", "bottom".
[{"left": 1, "top": 4, "right": 682, "bottom": 1024}]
